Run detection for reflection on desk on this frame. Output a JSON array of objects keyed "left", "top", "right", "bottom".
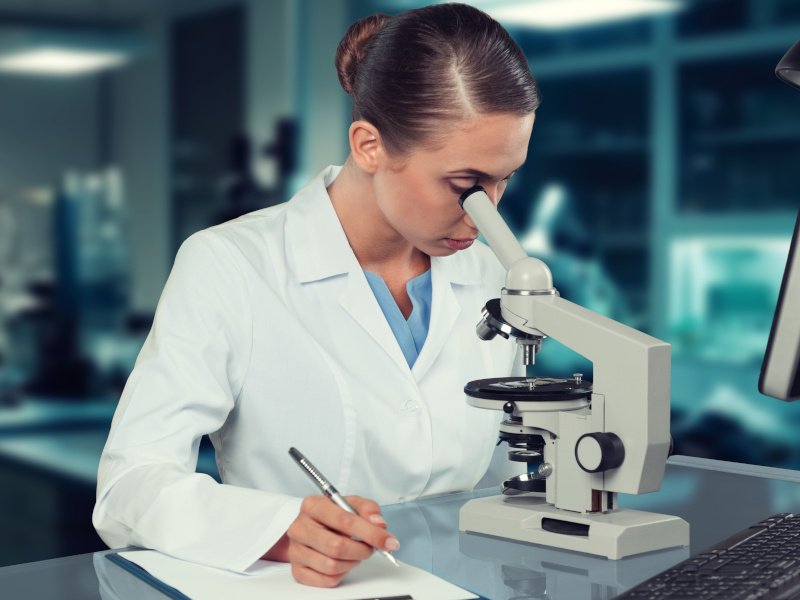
[
  {"left": 95, "top": 550, "right": 180, "bottom": 600},
  {"left": 382, "top": 456, "right": 800, "bottom": 599},
  {"left": 459, "top": 533, "right": 686, "bottom": 599},
  {"left": 382, "top": 487, "right": 687, "bottom": 599}
]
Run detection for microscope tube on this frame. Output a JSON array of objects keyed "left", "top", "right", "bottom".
[{"left": 522, "top": 342, "right": 535, "bottom": 366}]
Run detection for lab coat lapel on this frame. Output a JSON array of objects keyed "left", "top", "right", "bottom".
[
  {"left": 285, "top": 167, "right": 412, "bottom": 374},
  {"left": 286, "top": 167, "right": 418, "bottom": 375},
  {"left": 411, "top": 259, "right": 460, "bottom": 382},
  {"left": 285, "top": 167, "right": 490, "bottom": 379},
  {"left": 337, "top": 270, "right": 411, "bottom": 374}
]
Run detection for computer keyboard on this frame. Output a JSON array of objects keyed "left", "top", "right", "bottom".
[{"left": 615, "top": 512, "right": 800, "bottom": 600}]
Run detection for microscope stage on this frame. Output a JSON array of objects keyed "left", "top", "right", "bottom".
[{"left": 465, "top": 376, "right": 592, "bottom": 402}]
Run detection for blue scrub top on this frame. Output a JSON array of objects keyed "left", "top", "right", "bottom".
[{"left": 363, "top": 269, "right": 432, "bottom": 368}]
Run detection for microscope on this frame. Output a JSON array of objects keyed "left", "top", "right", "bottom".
[{"left": 457, "top": 186, "right": 689, "bottom": 560}]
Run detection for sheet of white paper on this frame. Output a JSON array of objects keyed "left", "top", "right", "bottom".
[{"left": 118, "top": 550, "right": 478, "bottom": 600}]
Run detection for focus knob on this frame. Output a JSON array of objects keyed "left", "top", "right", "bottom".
[{"left": 575, "top": 432, "right": 625, "bottom": 473}]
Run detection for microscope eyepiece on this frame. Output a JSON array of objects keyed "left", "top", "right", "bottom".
[{"left": 458, "top": 184, "right": 488, "bottom": 208}]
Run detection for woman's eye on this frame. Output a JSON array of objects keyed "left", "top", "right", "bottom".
[{"left": 448, "top": 179, "right": 477, "bottom": 194}]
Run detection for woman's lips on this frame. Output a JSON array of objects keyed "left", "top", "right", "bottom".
[{"left": 445, "top": 238, "right": 475, "bottom": 250}]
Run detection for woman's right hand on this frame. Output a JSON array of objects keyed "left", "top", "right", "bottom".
[{"left": 262, "top": 495, "right": 400, "bottom": 587}]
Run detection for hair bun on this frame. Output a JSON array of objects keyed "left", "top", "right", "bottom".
[{"left": 335, "top": 13, "right": 391, "bottom": 96}]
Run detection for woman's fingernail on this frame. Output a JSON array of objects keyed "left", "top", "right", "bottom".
[
  {"left": 385, "top": 537, "right": 400, "bottom": 551},
  {"left": 368, "top": 514, "right": 386, "bottom": 525}
]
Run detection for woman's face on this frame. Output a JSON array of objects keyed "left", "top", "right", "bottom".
[{"left": 372, "top": 112, "right": 535, "bottom": 257}]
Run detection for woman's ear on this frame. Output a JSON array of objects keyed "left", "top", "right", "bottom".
[{"left": 349, "top": 120, "right": 384, "bottom": 174}]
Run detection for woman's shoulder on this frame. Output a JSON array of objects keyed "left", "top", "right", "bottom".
[
  {"left": 177, "top": 205, "right": 287, "bottom": 270},
  {"left": 207, "top": 202, "right": 289, "bottom": 243}
]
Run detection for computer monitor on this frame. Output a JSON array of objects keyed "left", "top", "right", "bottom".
[{"left": 759, "top": 210, "right": 800, "bottom": 401}]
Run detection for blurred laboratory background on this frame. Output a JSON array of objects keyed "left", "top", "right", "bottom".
[{"left": 0, "top": 0, "right": 798, "bottom": 569}]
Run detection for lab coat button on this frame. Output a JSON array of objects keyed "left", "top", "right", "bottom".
[{"left": 401, "top": 399, "right": 419, "bottom": 413}]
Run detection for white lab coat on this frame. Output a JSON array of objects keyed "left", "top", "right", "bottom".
[{"left": 93, "top": 166, "right": 521, "bottom": 572}]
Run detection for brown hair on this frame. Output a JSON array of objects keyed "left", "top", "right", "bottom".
[{"left": 335, "top": 3, "right": 540, "bottom": 156}]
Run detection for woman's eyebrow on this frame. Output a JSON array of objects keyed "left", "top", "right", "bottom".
[
  {"left": 446, "top": 168, "right": 493, "bottom": 178},
  {"left": 446, "top": 163, "right": 525, "bottom": 180}
]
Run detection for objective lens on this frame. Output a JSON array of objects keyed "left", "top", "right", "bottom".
[{"left": 476, "top": 318, "right": 498, "bottom": 341}]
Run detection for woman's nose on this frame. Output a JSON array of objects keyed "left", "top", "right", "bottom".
[
  {"left": 463, "top": 212, "right": 477, "bottom": 230},
  {"left": 485, "top": 186, "right": 501, "bottom": 206}
]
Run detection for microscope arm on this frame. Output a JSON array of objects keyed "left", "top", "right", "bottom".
[
  {"left": 461, "top": 188, "right": 671, "bottom": 495},
  {"left": 515, "top": 294, "right": 670, "bottom": 493}
]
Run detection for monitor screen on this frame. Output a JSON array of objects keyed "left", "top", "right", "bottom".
[{"left": 759, "top": 210, "right": 800, "bottom": 401}]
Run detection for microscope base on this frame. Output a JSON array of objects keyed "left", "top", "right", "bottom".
[{"left": 459, "top": 494, "right": 689, "bottom": 560}]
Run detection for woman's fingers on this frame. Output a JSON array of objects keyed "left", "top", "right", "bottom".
[
  {"left": 291, "top": 564, "right": 346, "bottom": 588},
  {"left": 285, "top": 494, "right": 399, "bottom": 587},
  {"left": 346, "top": 496, "right": 389, "bottom": 529},
  {"left": 299, "top": 496, "right": 399, "bottom": 553},
  {"left": 290, "top": 516, "right": 374, "bottom": 561},
  {"left": 287, "top": 540, "right": 360, "bottom": 580}
]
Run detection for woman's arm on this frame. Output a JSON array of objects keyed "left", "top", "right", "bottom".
[{"left": 93, "top": 231, "right": 299, "bottom": 572}]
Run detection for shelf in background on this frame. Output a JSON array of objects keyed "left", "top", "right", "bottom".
[
  {"left": 595, "top": 236, "right": 649, "bottom": 249},
  {"left": 690, "top": 126, "right": 800, "bottom": 146},
  {"left": 0, "top": 399, "right": 115, "bottom": 437},
  {"left": 528, "top": 25, "right": 799, "bottom": 77},
  {"left": 675, "top": 26, "right": 800, "bottom": 61},
  {"left": 669, "top": 213, "right": 798, "bottom": 236},
  {"left": 537, "top": 139, "right": 649, "bottom": 157}
]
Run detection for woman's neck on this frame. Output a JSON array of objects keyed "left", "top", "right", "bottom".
[{"left": 327, "top": 157, "right": 430, "bottom": 277}]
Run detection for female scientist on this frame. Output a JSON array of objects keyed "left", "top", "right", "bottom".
[{"left": 93, "top": 2, "right": 539, "bottom": 588}]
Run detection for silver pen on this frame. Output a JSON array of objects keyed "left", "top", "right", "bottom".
[{"left": 289, "top": 447, "right": 399, "bottom": 568}]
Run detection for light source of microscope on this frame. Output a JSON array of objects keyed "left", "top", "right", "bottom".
[{"left": 457, "top": 185, "right": 689, "bottom": 560}]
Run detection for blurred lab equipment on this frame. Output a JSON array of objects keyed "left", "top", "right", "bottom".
[
  {"left": 518, "top": 183, "right": 633, "bottom": 377},
  {"left": 262, "top": 117, "right": 299, "bottom": 200},
  {"left": 212, "top": 118, "right": 299, "bottom": 226},
  {"left": 669, "top": 237, "right": 789, "bottom": 363},
  {"left": 520, "top": 182, "right": 632, "bottom": 323},
  {"left": 213, "top": 134, "right": 271, "bottom": 224},
  {"left": 5, "top": 169, "right": 130, "bottom": 400}
]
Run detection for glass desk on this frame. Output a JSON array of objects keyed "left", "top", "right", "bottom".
[{"left": 2, "top": 456, "right": 800, "bottom": 600}]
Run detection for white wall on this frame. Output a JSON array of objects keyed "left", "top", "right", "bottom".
[
  {"left": 110, "top": 18, "right": 171, "bottom": 314},
  {"left": 0, "top": 77, "right": 101, "bottom": 190},
  {"left": 0, "top": 75, "right": 101, "bottom": 279},
  {"left": 298, "top": 0, "right": 350, "bottom": 180},
  {"left": 246, "top": 0, "right": 297, "bottom": 188},
  {"left": 247, "top": 0, "right": 350, "bottom": 188}
]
